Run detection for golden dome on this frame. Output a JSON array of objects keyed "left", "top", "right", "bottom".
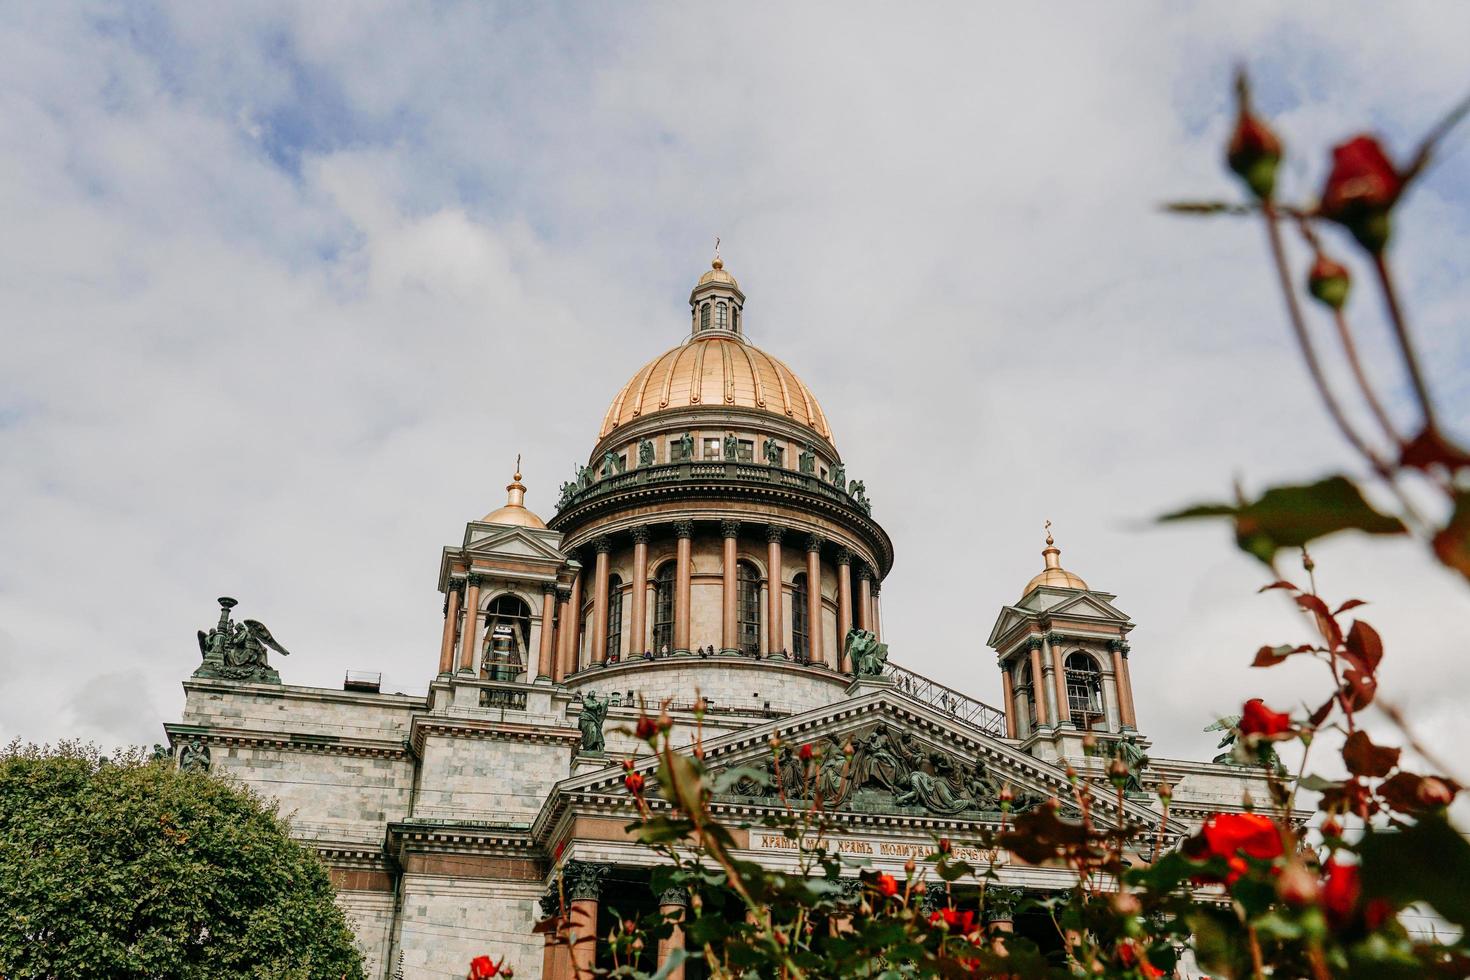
[
  {"left": 481, "top": 466, "right": 548, "bottom": 528},
  {"left": 697, "top": 256, "right": 740, "bottom": 290},
  {"left": 599, "top": 334, "right": 832, "bottom": 440},
  {"left": 1023, "top": 525, "right": 1087, "bottom": 595}
]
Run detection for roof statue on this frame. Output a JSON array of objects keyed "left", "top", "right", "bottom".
[{"left": 194, "top": 596, "right": 290, "bottom": 684}]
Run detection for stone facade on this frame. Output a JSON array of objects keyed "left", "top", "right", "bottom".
[{"left": 165, "top": 258, "right": 1267, "bottom": 978}]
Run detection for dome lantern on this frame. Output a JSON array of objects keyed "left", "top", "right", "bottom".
[
  {"left": 480, "top": 458, "right": 548, "bottom": 528},
  {"left": 1022, "top": 521, "right": 1087, "bottom": 595},
  {"left": 689, "top": 250, "right": 745, "bottom": 337}
]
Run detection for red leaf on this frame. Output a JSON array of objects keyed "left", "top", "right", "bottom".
[
  {"left": 1295, "top": 594, "right": 1343, "bottom": 648},
  {"left": 1253, "top": 645, "right": 1291, "bottom": 668},
  {"left": 1259, "top": 580, "right": 1301, "bottom": 593},
  {"left": 1334, "top": 599, "right": 1368, "bottom": 614},
  {"left": 1376, "top": 772, "right": 1460, "bottom": 814},
  {"left": 1343, "top": 731, "right": 1400, "bottom": 778},
  {"left": 1341, "top": 668, "right": 1378, "bottom": 711},
  {"left": 1400, "top": 425, "right": 1470, "bottom": 473},
  {"left": 1309, "top": 697, "right": 1335, "bottom": 727},
  {"left": 1344, "top": 621, "right": 1384, "bottom": 673},
  {"left": 1433, "top": 491, "right": 1470, "bottom": 584}
]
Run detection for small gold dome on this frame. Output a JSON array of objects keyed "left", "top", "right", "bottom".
[
  {"left": 697, "top": 255, "right": 739, "bottom": 290},
  {"left": 600, "top": 334, "right": 831, "bottom": 440},
  {"left": 481, "top": 467, "right": 548, "bottom": 528},
  {"left": 1023, "top": 525, "right": 1087, "bottom": 595}
]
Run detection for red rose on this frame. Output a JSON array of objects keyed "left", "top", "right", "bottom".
[
  {"left": 468, "top": 955, "right": 502, "bottom": 979},
  {"left": 798, "top": 743, "right": 814, "bottom": 762},
  {"left": 937, "top": 837, "right": 951, "bottom": 855},
  {"left": 624, "top": 772, "right": 645, "bottom": 794},
  {"left": 1200, "top": 812, "right": 1284, "bottom": 883},
  {"left": 1239, "top": 698, "right": 1293, "bottom": 737},
  {"left": 875, "top": 873, "right": 899, "bottom": 897},
  {"left": 1321, "top": 858, "right": 1361, "bottom": 928},
  {"left": 634, "top": 716, "right": 658, "bottom": 741},
  {"left": 1227, "top": 108, "right": 1283, "bottom": 199},
  {"left": 1318, "top": 135, "right": 1402, "bottom": 252},
  {"left": 928, "top": 907, "right": 976, "bottom": 934}
]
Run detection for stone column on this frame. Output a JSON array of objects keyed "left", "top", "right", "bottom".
[
  {"left": 1047, "top": 631, "right": 1070, "bottom": 727},
  {"left": 835, "top": 548, "right": 853, "bottom": 671},
  {"left": 1027, "top": 637, "right": 1049, "bottom": 727},
  {"left": 438, "top": 581, "right": 462, "bottom": 676},
  {"left": 537, "top": 583, "right": 558, "bottom": 681},
  {"left": 1000, "top": 663, "right": 1018, "bottom": 739},
  {"left": 564, "top": 861, "right": 608, "bottom": 978},
  {"left": 630, "top": 526, "right": 650, "bottom": 656},
  {"left": 567, "top": 567, "right": 584, "bottom": 673},
  {"left": 656, "top": 887, "right": 688, "bottom": 980},
  {"left": 870, "top": 581, "right": 882, "bottom": 642},
  {"left": 673, "top": 520, "right": 694, "bottom": 654},
  {"left": 765, "top": 525, "right": 785, "bottom": 656},
  {"left": 591, "top": 537, "right": 612, "bottom": 664},
  {"left": 805, "top": 534, "right": 824, "bottom": 666},
  {"left": 458, "top": 575, "right": 482, "bottom": 673},
  {"left": 555, "top": 586, "right": 574, "bottom": 681},
  {"left": 540, "top": 891, "right": 571, "bottom": 980},
  {"left": 720, "top": 520, "right": 741, "bottom": 654},
  {"left": 856, "top": 566, "right": 872, "bottom": 632},
  {"left": 986, "top": 887, "right": 1022, "bottom": 952},
  {"left": 1112, "top": 640, "right": 1137, "bottom": 730}
]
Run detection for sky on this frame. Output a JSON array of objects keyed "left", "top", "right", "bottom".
[{"left": 2, "top": 3, "right": 1469, "bottom": 781}]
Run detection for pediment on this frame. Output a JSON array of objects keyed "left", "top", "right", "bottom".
[
  {"left": 1047, "top": 591, "right": 1129, "bottom": 623},
  {"left": 550, "top": 688, "right": 1163, "bottom": 831},
  {"left": 464, "top": 524, "right": 567, "bottom": 564},
  {"left": 985, "top": 607, "right": 1030, "bottom": 648}
]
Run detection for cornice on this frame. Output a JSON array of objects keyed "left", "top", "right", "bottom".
[
  {"left": 163, "top": 723, "right": 411, "bottom": 759},
  {"left": 410, "top": 716, "right": 581, "bottom": 755}
]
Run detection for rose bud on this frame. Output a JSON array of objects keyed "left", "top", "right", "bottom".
[
  {"left": 1000, "top": 784, "right": 1014, "bottom": 806},
  {"left": 913, "top": 880, "right": 927, "bottom": 896},
  {"left": 1321, "top": 815, "right": 1343, "bottom": 839},
  {"left": 904, "top": 858, "right": 916, "bottom": 876},
  {"left": 938, "top": 838, "right": 952, "bottom": 855},
  {"left": 1418, "top": 776, "right": 1456, "bottom": 808},
  {"left": 799, "top": 743, "right": 814, "bottom": 762},
  {"left": 622, "top": 758, "right": 635, "bottom": 771},
  {"left": 1307, "top": 256, "right": 1351, "bottom": 311},
  {"left": 657, "top": 710, "right": 673, "bottom": 733},
  {"left": 634, "top": 716, "right": 658, "bottom": 741},
  {"left": 624, "top": 772, "right": 646, "bottom": 794},
  {"left": 1319, "top": 134, "right": 1403, "bottom": 252},
  {"left": 1156, "top": 780, "right": 1173, "bottom": 802},
  {"left": 843, "top": 741, "right": 855, "bottom": 757},
  {"left": 768, "top": 735, "right": 783, "bottom": 751},
  {"left": 502, "top": 968, "right": 514, "bottom": 979},
  {"left": 1065, "top": 764, "right": 1078, "bottom": 784},
  {"left": 1239, "top": 698, "right": 1292, "bottom": 737},
  {"left": 1110, "top": 892, "right": 1142, "bottom": 917},
  {"left": 1081, "top": 732, "right": 1098, "bottom": 756},
  {"left": 1108, "top": 758, "right": 1130, "bottom": 788},
  {"left": 1226, "top": 104, "right": 1283, "bottom": 200},
  {"left": 1276, "top": 858, "right": 1321, "bottom": 906}
]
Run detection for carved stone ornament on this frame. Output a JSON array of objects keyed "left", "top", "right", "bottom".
[
  {"left": 638, "top": 439, "right": 655, "bottom": 467},
  {"left": 723, "top": 432, "right": 739, "bottom": 461},
  {"left": 538, "top": 890, "right": 563, "bottom": 919},
  {"left": 920, "top": 885, "right": 948, "bottom": 916},
  {"left": 762, "top": 436, "right": 781, "bottom": 465},
  {"left": 673, "top": 520, "right": 695, "bottom": 539},
  {"left": 577, "top": 691, "right": 609, "bottom": 753},
  {"left": 831, "top": 463, "right": 847, "bottom": 492},
  {"left": 631, "top": 525, "right": 652, "bottom": 544},
  {"left": 677, "top": 432, "right": 694, "bottom": 462},
  {"left": 720, "top": 519, "right": 742, "bottom": 539},
  {"left": 1025, "top": 636, "right": 1044, "bottom": 652},
  {"left": 593, "top": 536, "right": 613, "bottom": 554},
  {"left": 765, "top": 524, "right": 785, "bottom": 544},
  {"left": 985, "top": 886, "right": 1024, "bottom": 921},
  {"left": 178, "top": 737, "right": 211, "bottom": 773},
  {"left": 658, "top": 886, "right": 689, "bottom": 908},
  {"left": 563, "top": 861, "right": 610, "bottom": 902},
  {"left": 805, "top": 533, "right": 825, "bottom": 553},
  {"left": 845, "top": 628, "right": 889, "bottom": 678},
  {"left": 193, "top": 597, "right": 290, "bottom": 684},
  {"left": 834, "top": 546, "right": 852, "bottom": 567},
  {"left": 836, "top": 878, "right": 863, "bottom": 904},
  {"left": 798, "top": 444, "right": 816, "bottom": 474}
]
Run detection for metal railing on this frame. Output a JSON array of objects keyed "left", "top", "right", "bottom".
[
  {"left": 883, "top": 661, "right": 1008, "bottom": 737},
  {"left": 555, "top": 460, "right": 872, "bottom": 518}
]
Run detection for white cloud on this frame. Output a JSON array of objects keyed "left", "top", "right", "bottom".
[{"left": 2, "top": 2, "right": 1468, "bottom": 781}]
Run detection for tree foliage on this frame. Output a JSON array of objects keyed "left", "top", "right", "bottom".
[{"left": 0, "top": 741, "right": 364, "bottom": 979}]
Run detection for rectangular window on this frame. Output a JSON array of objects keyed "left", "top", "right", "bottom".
[
  {"left": 737, "top": 440, "right": 755, "bottom": 463},
  {"left": 703, "top": 438, "right": 721, "bottom": 460},
  {"left": 670, "top": 439, "right": 691, "bottom": 462}
]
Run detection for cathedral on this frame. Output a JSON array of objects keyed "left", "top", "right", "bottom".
[{"left": 167, "top": 257, "right": 1263, "bottom": 978}]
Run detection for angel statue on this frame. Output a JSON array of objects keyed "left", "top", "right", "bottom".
[
  {"left": 194, "top": 597, "right": 291, "bottom": 684},
  {"left": 1205, "top": 714, "right": 1286, "bottom": 775},
  {"left": 845, "top": 628, "right": 889, "bottom": 677}
]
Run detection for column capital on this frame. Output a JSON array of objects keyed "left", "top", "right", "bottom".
[
  {"left": 1106, "top": 638, "right": 1123, "bottom": 653},
  {"left": 445, "top": 578, "right": 465, "bottom": 594},
  {"left": 557, "top": 586, "right": 573, "bottom": 602},
  {"left": 1025, "top": 635, "right": 1044, "bottom": 652},
  {"left": 985, "top": 886, "right": 1024, "bottom": 922},
  {"left": 466, "top": 572, "right": 485, "bottom": 588},
  {"left": 855, "top": 565, "right": 873, "bottom": 583},
  {"left": 765, "top": 524, "right": 786, "bottom": 544},
  {"left": 564, "top": 546, "right": 581, "bottom": 565},
  {"left": 657, "top": 886, "right": 689, "bottom": 908},
  {"left": 593, "top": 535, "right": 613, "bottom": 555},
  {"left": 805, "top": 533, "right": 825, "bottom": 553},
  {"left": 834, "top": 546, "right": 852, "bottom": 567},
  {"left": 673, "top": 519, "right": 695, "bottom": 539},
  {"left": 539, "top": 890, "right": 563, "bottom": 919},
  {"left": 1045, "top": 630, "right": 1065, "bottom": 647},
  {"left": 720, "top": 519, "right": 742, "bottom": 539},
  {"left": 563, "top": 860, "right": 610, "bottom": 902},
  {"left": 542, "top": 581, "right": 560, "bottom": 596},
  {"left": 871, "top": 581, "right": 881, "bottom": 597},
  {"left": 919, "top": 885, "right": 947, "bottom": 917},
  {"left": 631, "top": 525, "right": 652, "bottom": 544}
]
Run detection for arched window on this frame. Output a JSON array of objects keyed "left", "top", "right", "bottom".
[
  {"left": 715, "top": 302, "right": 728, "bottom": 329},
  {"left": 700, "top": 303, "right": 711, "bottom": 332},
  {"left": 482, "top": 594, "right": 531, "bottom": 682},
  {"left": 737, "top": 560, "right": 762, "bottom": 655},
  {"left": 652, "top": 563, "right": 675, "bottom": 654},
  {"left": 606, "top": 574, "right": 623, "bottom": 659},
  {"left": 1065, "top": 651, "right": 1104, "bottom": 727},
  {"left": 791, "top": 572, "right": 809, "bottom": 659}
]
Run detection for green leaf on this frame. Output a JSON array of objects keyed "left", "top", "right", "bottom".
[
  {"left": 1359, "top": 811, "right": 1470, "bottom": 931},
  {"left": 1160, "top": 476, "right": 1406, "bottom": 566}
]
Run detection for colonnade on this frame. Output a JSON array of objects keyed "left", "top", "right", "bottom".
[
  {"left": 1001, "top": 633, "right": 1137, "bottom": 737},
  {"left": 436, "top": 522, "right": 885, "bottom": 682}
]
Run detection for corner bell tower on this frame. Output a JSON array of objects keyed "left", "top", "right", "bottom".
[{"left": 984, "top": 526, "right": 1141, "bottom": 763}]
